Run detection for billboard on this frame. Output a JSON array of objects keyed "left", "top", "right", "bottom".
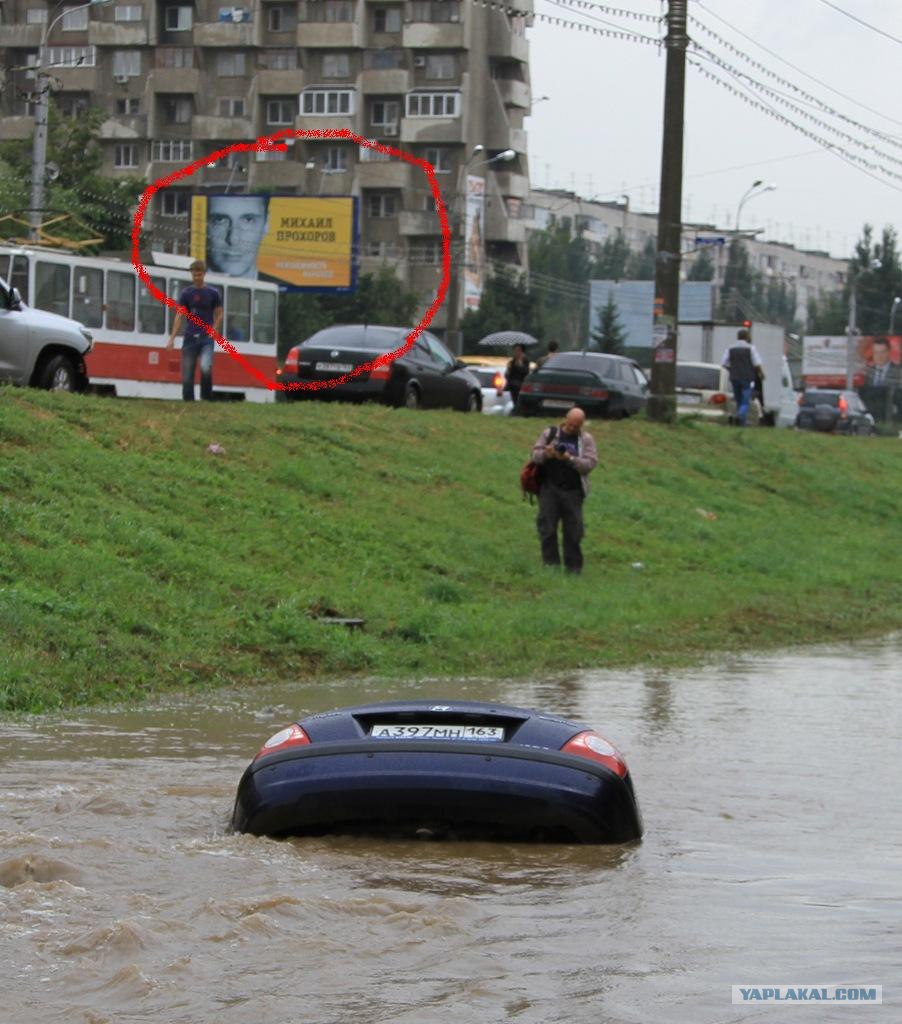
[
  {"left": 463, "top": 174, "right": 485, "bottom": 311},
  {"left": 190, "top": 193, "right": 358, "bottom": 292}
]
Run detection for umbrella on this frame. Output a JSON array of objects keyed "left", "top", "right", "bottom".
[{"left": 477, "top": 331, "right": 539, "bottom": 349}]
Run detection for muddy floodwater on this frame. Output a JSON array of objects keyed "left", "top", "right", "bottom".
[{"left": 1, "top": 638, "right": 900, "bottom": 1024}]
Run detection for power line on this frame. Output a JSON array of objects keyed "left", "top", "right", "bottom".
[{"left": 815, "top": 0, "right": 902, "bottom": 47}]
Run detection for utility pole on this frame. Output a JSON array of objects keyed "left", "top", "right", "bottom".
[{"left": 648, "top": 0, "right": 688, "bottom": 423}]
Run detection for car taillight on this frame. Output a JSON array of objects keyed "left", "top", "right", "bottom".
[
  {"left": 520, "top": 381, "right": 535, "bottom": 394},
  {"left": 709, "top": 392, "right": 727, "bottom": 405},
  {"left": 838, "top": 396, "right": 849, "bottom": 416},
  {"left": 580, "top": 387, "right": 609, "bottom": 399},
  {"left": 254, "top": 724, "right": 311, "bottom": 760},
  {"left": 560, "top": 731, "right": 628, "bottom": 777},
  {"left": 282, "top": 347, "right": 300, "bottom": 374},
  {"left": 370, "top": 364, "right": 391, "bottom": 381},
  {"left": 493, "top": 372, "right": 505, "bottom": 391}
]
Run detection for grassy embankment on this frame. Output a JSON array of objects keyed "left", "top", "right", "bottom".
[{"left": 2, "top": 388, "right": 901, "bottom": 714}]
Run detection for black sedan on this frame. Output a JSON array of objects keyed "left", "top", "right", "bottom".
[
  {"left": 795, "top": 389, "right": 875, "bottom": 435},
  {"left": 278, "top": 324, "right": 482, "bottom": 411},
  {"left": 517, "top": 351, "right": 649, "bottom": 418}
]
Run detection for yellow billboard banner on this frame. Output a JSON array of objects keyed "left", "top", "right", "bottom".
[{"left": 189, "top": 194, "right": 358, "bottom": 291}]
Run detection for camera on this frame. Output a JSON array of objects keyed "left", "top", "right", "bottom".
[{"left": 555, "top": 442, "right": 568, "bottom": 454}]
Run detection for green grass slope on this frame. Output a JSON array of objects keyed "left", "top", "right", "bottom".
[{"left": 2, "top": 388, "right": 901, "bottom": 713}]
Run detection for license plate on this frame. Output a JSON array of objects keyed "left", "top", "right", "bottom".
[
  {"left": 542, "top": 399, "right": 575, "bottom": 409},
  {"left": 369, "top": 723, "right": 505, "bottom": 741},
  {"left": 315, "top": 361, "right": 354, "bottom": 373},
  {"left": 678, "top": 393, "right": 701, "bottom": 404}
]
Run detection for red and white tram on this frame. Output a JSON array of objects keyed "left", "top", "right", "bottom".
[{"left": 0, "top": 245, "right": 279, "bottom": 402}]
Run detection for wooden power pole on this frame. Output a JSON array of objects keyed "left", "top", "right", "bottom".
[{"left": 648, "top": 0, "right": 688, "bottom": 423}]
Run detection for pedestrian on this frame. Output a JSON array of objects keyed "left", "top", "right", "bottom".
[
  {"left": 505, "top": 342, "right": 531, "bottom": 411},
  {"left": 721, "top": 328, "right": 764, "bottom": 426},
  {"left": 536, "top": 339, "right": 559, "bottom": 369},
  {"left": 166, "top": 259, "right": 223, "bottom": 402},
  {"left": 530, "top": 407, "right": 598, "bottom": 574}
]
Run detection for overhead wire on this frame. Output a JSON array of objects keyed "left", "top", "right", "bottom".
[{"left": 815, "top": 0, "right": 902, "bottom": 47}]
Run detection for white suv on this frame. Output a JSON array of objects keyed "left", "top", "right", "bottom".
[{"left": 0, "top": 276, "right": 92, "bottom": 391}]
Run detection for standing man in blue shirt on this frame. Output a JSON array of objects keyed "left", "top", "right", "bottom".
[
  {"left": 166, "top": 260, "right": 223, "bottom": 401},
  {"left": 722, "top": 328, "right": 763, "bottom": 426}
]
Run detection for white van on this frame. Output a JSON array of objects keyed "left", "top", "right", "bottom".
[{"left": 0, "top": 275, "right": 93, "bottom": 391}]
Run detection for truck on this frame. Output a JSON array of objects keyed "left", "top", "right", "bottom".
[{"left": 677, "top": 320, "right": 798, "bottom": 426}]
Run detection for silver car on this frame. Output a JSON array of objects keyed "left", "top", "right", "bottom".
[{"left": 464, "top": 363, "right": 515, "bottom": 416}]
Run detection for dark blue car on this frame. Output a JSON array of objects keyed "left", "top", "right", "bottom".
[{"left": 232, "top": 700, "right": 643, "bottom": 843}]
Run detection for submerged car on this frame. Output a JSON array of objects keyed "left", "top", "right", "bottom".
[
  {"left": 278, "top": 324, "right": 482, "bottom": 412},
  {"left": 795, "top": 389, "right": 875, "bottom": 435},
  {"left": 232, "top": 699, "right": 643, "bottom": 844},
  {"left": 517, "top": 351, "right": 649, "bottom": 418}
]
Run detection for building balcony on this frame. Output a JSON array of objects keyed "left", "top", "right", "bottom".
[
  {"left": 147, "top": 68, "right": 201, "bottom": 92},
  {"left": 487, "top": 21, "right": 528, "bottom": 62},
  {"left": 496, "top": 78, "right": 529, "bottom": 109},
  {"left": 52, "top": 67, "right": 98, "bottom": 91},
  {"left": 356, "top": 158, "right": 414, "bottom": 190},
  {"left": 248, "top": 159, "right": 304, "bottom": 189},
  {"left": 316, "top": 168, "right": 354, "bottom": 195},
  {"left": 192, "top": 115, "right": 255, "bottom": 141},
  {"left": 256, "top": 68, "right": 306, "bottom": 94},
  {"left": 99, "top": 115, "right": 148, "bottom": 140},
  {"left": 508, "top": 127, "right": 527, "bottom": 153},
  {"left": 400, "top": 116, "right": 465, "bottom": 145},
  {"left": 88, "top": 22, "right": 148, "bottom": 46},
  {"left": 492, "top": 170, "right": 529, "bottom": 200},
  {"left": 193, "top": 21, "right": 257, "bottom": 47},
  {"left": 0, "top": 115, "right": 34, "bottom": 141},
  {"left": 402, "top": 22, "right": 465, "bottom": 49},
  {"left": 296, "top": 22, "right": 362, "bottom": 48},
  {"left": 398, "top": 210, "right": 441, "bottom": 236},
  {"left": 485, "top": 200, "right": 526, "bottom": 244},
  {"left": 359, "top": 68, "right": 410, "bottom": 94},
  {"left": 295, "top": 114, "right": 359, "bottom": 136},
  {"left": 0, "top": 24, "right": 43, "bottom": 46}
]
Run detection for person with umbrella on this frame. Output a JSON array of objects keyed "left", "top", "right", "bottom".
[{"left": 505, "top": 343, "right": 531, "bottom": 411}]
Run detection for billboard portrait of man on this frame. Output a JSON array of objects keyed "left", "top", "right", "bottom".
[{"left": 205, "top": 194, "right": 270, "bottom": 279}]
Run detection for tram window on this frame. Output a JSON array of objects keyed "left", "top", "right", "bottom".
[
  {"left": 226, "top": 286, "right": 251, "bottom": 342},
  {"left": 73, "top": 266, "right": 104, "bottom": 328},
  {"left": 0, "top": 255, "right": 8, "bottom": 281},
  {"left": 253, "top": 289, "right": 276, "bottom": 345},
  {"left": 167, "top": 277, "right": 190, "bottom": 334},
  {"left": 107, "top": 271, "right": 136, "bottom": 331},
  {"left": 138, "top": 275, "right": 166, "bottom": 334},
  {"left": 35, "top": 261, "right": 71, "bottom": 317},
  {"left": 10, "top": 256, "right": 29, "bottom": 300}
]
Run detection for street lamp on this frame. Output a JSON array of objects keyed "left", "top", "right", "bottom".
[
  {"left": 890, "top": 296, "right": 901, "bottom": 334},
  {"left": 847, "top": 257, "right": 882, "bottom": 388},
  {"left": 29, "top": 0, "right": 112, "bottom": 241},
  {"left": 735, "top": 180, "right": 776, "bottom": 233},
  {"left": 444, "top": 147, "right": 516, "bottom": 355}
]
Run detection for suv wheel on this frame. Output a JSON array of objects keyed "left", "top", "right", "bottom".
[
  {"left": 39, "top": 354, "right": 79, "bottom": 392},
  {"left": 403, "top": 383, "right": 421, "bottom": 410}
]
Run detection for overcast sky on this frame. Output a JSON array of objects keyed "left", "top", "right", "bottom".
[{"left": 526, "top": 0, "right": 902, "bottom": 259}]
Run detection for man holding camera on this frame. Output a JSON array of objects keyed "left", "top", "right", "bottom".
[{"left": 530, "top": 407, "right": 598, "bottom": 574}]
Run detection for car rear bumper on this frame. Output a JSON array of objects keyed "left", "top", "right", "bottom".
[
  {"left": 278, "top": 372, "right": 387, "bottom": 401},
  {"left": 232, "top": 741, "right": 642, "bottom": 843}
]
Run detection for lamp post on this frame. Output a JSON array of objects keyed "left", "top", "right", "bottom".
[
  {"left": 890, "top": 296, "right": 901, "bottom": 334},
  {"left": 444, "top": 147, "right": 515, "bottom": 356},
  {"left": 735, "top": 180, "right": 776, "bottom": 233},
  {"left": 29, "top": 0, "right": 111, "bottom": 241},
  {"left": 847, "top": 258, "right": 882, "bottom": 388}
]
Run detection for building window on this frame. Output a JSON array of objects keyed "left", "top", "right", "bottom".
[
  {"left": 406, "top": 91, "right": 458, "bottom": 117},
  {"left": 424, "top": 146, "right": 450, "bottom": 172},
  {"left": 255, "top": 146, "right": 287, "bottom": 162},
  {"left": 157, "top": 47, "right": 193, "bottom": 68},
  {"left": 322, "top": 146, "right": 348, "bottom": 172},
  {"left": 160, "top": 191, "right": 189, "bottom": 217},
  {"left": 267, "top": 5, "right": 295, "bottom": 31},
  {"left": 114, "top": 5, "right": 144, "bottom": 22},
  {"left": 321, "top": 53, "right": 350, "bottom": 78},
  {"left": 162, "top": 96, "right": 192, "bottom": 122},
  {"left": 370, "top": 100, "right": 399, "bottom": 128},
  {"left": 164, "top": 5, "right": 193, "bottom": 31},
  {"left": 47, "top": 45, "right": 96, "bottom": 67},
  {"left": 57, "top": 95, "right": 89, "bottom": 117},
  {"left": 302, "top": 1, "right": 354, "bottom": 22},
  {"left": 424, "top": 195, "right": 437, "bottom": 212},
  {"left": 302, "top": 88, "right": 354, "bottom": 115},
  {"left": 260, "top": 48, "right": 297, "bottom": 69},
  {"left": 216, "top": 51, "right": 247, "bottom": 76},
  {"left": 372, "top": 7, "right": 401, "bottom": 32},
  {"left": 112, "top": 50, "right": 142, "bottom": 77},
  {"left": 363, "top": 48, "right": 403, "bottom": 69},
  {"left": 116, "top": 97, "right": 141, "bottom": 115},
  {"left": 218, "top": 97, "right": 246, "bottom": 117},
  {"left": 114, "top": 144, "right": 139, "bottom": 168},
  {"left": 266, "top": 98, "right": 296, "bottom": 124},
  {"left": 218, "top": 5, "right": 251, "bottom": 21},
  {"left": 409, "top": 239, "right": 442, "bottom": 264},
  {"left": 410, "top": 1, "right": 460, "bottom": 22},
  {"left": 366, "top": 192, "right": 396, "bottom": 218},
  {"left": 425, "top": 54, "right": 454, "bottom": 79},
  {"left": 152, "top": 139, "right": 194, "bottom": 161},
  {"left": 61, "top": 6, "right": 89, "bottom": 30},
  {"left": 26, "top": 8, "right": 49, "bottom": 24}
]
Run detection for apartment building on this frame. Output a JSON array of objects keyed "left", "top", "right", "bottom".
[{"left": 0, "top": 0, "right": 532, "bottom": 329}]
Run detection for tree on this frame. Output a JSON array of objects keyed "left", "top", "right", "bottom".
[
  {"left": 0, "top": 101, "right": 144, "bottom": 250},
  {"left": 278, "top": 264, "right": 420, "bottom": 360},
  {"left": 807, "top": 291, "right": 847, "bottom": 335},
  {"left": 460, "top": 263, "right": 538, "bottom": 352},
  {"left": 686, "top": 248, "right": 715, "bottom": 281},
  {"left": 718, "top": 239, "right": 757, "bottom": 320},
  {"left": 625, "top": 237, "right": 657, "bottom": 280},
  {"left": 527, "top": 220, "right": 591, "bottom": 347},
  {"left": 590, "top": 295, "right": 626, "bottom": 354},
  {"left": 848, "top": 225, "right": 902, "bottom": 335},
  {"left": 591, "top": 233, "right": 631, "bottom": 281}
]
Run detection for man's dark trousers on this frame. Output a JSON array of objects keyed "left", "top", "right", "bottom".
[{"left": 538, "top": 482, "right": 585, "bottom": 572}]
